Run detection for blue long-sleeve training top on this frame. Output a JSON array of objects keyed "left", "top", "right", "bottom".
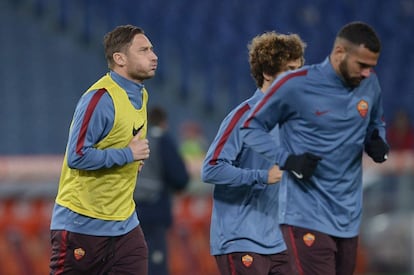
[
  {"left": 201, "top": 89, "right": 286, "bottom": 255},
  {"left": 50, "top": 71, "right": 144, "bottom": 236},
  {"left": 241, "top": 57, "right": 387, "bottom": 238}
]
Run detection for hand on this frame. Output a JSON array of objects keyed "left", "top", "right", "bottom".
[
  {"left": 282, "top": 153, "right": 322, "bottom": 180},
  {"left": 365, "top": 129, "right": 389, "bottom": 163},
  {"left": 128, "top": 129, "right": 150, "bottom": 161},
  {"left": 267, "top": 165, "right": 283, "bottom": 184},
  {"left": 138, "top": 161, "right": 145, "bottom": 172}
]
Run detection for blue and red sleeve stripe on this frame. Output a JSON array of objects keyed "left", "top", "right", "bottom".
[
  {"left": 243, "top": 70, "right": 307, "bottom": 128},
  {"left": 75, "top": 88, "right": 107, "bottom": 156},
  {"left": 208, "top": 104, "right": 250, "bottom": 165}
]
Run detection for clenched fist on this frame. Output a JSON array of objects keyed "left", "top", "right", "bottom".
[
  {"left": 267, "top": 165, "right": 283, "bottom": 184},
  {"left": 128, "top": 129, "right": 150, "bottom": 161}
]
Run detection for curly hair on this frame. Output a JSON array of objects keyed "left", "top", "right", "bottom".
[{"left": 248, "top": 31, "right": 306, "bottom": 88}]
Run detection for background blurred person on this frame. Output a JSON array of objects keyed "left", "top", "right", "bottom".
[
  {"left": 134, "top": 106, "right": 190, "bottom": 275},
  {"left": 202, "top": 31, "right": 306, "bottom": 275},
  {"left": 49, "top": 25, "right": 157, "bottom": 274},
  {"left": 386, "top": 109, "right": 414, "bottom": 151},
  {"left": 241, "top": 21, "right": 389, "bottom": 275},
  {"left": 179, "top": 120, "right": 210, "bottom": 194}
]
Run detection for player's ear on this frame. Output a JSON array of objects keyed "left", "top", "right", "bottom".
[
  {"left": 113, "top": 52, "right": 126, "bottom": 66},
  {"left": 331, "top": 43, "right": 347, "bottom": 65},
  {"left": 263, "top": 72, "right": 275, "bottom": 82}
]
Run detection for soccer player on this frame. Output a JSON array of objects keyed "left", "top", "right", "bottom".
[
  {"left": 49, "top": 25, "right": 157, "bottom": 274},
  {"left": 241, "top": 21, "right": 389, "bottom": 275},
  {"left": 201, "top": 31, "right": 306, "bottom": 275}
]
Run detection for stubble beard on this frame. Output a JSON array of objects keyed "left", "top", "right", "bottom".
[
  {"left": 129, "top": 70, "right": 155, "bottom": 83},
  {"left": 338, "top": 59, "right": 363, "bottom": 89}
]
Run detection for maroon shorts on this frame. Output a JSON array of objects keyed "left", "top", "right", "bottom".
[
  {"left": 50, "top": 225, "right": 148, "bottom": 275},
  {"left": 215, "top": 251, "right": 292, "bottom": 275},
  {"left": 281, "top": 225, "right": 358, "bottom": 275}
]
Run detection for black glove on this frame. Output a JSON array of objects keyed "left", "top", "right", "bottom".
[
  {"left": 282, "top": 153, "right": 322, "bottom": 180},
  {"left": 365, "top": 129, "right": 389, "bottom": 163}
]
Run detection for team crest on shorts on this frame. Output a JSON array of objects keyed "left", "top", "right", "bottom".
[
  {"left": 241, "top": 254, "right": 253, "bottom": 267},
  {"left": 74, "top": 247, "right": 86, "bottom": 260},
  {"left": 357, "top": 100, "right": 368, "bottom": 118},
  {"left": 303, "top": 233, "right": 315, "bottom": 247}
]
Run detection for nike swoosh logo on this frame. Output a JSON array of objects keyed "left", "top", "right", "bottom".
[
  {"left": 315, "top": 110, "right": 329, "bottom": 116},
  {"left": 132, "top": 123, "right": 144, "bottom": 136},
  {"left": 291, "top": 170, "right": 303, "bottom": 179}
]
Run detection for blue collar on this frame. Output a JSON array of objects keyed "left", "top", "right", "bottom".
[
  {"left": 109, "top": 71, "right": 144, "bottom": 108},
  {"left": 320, "top": 57, "right": 352, "bottom": 89},
  {"left": 109, "top": 71, "right": 144, "bottom": 94}
]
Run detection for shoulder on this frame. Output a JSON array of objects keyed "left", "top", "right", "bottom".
[
  {"left": 281, "top": 67, "right": 309, "bottom": 86},
  {"left": 213, "top": 102, "right": 252, "bottom": 140},
  {"left": 265, "top": 67, "right": 309, "bottom": 99},
  {"left": 76, "top": 89, "right": 113, "bottom": 118},
  {"left": 225, "top": 102, "right": 252, "bottom": 124},
  {"left": 78, "top": 87, "right": 109, "bottom": 102},
  {"left": 81, "top": 88, "right": 111, "bottom": 103},
  {"left": 368, "top": 70, "right": 381, "bottom": 87}
]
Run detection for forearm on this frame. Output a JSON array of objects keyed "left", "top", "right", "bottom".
[
  {"left": 67, "top": 146, "right": 134, "bottom": 170},
  {"left": 241, "top": 126, "right": 290, "bottom": 166},
  {"left": 201, "top": 159, "right": 267, "bottom": 186}
]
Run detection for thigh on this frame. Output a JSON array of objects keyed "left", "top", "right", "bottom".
[
  {"left": 281, "top": 225, "right": 336, "bottom": 275},
  {"left": 335, "top": 236, "right": 358, "bottom": 275},
  {"left": 109, "top": 225, "right": 148, "bottom": 275},
  {"left": 215, "top": 252, "right": 272, "bottom": 275},
  {"left": 49, "top": 230, "right": 112, "bottom": 275},
  {"left": 269, "top": 250, "right": 293, "bottom": 275}
]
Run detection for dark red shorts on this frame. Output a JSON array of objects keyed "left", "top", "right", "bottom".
[
  {"left": 50, "top": 225, "right": 148, "bottom": 275},
  {"left": 281, "top": 225, "right": 358, "bottom": 275},
  {"left": 215, "top": 251, "right": 292, "bottom": 275}
]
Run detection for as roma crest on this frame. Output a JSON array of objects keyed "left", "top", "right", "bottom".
[
  {"left": 241, "top": 254, "right": 253, "bottom": 267},
  {"left": 357, "top": 100, "right": 369, "bottom": 118},
  {"left": 303, "top": 233, "right": 316, "bottom": 247},
  {"left": 74, "top": 247, "right": 86, "bottom": 260}
]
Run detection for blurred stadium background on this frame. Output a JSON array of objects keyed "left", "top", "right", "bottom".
[{"left": 0, "top": 0, "right": 413, "bottom": 274}]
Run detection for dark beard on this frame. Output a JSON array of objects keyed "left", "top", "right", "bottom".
[{"left": 338, "top": 60, "right": 363, "bottom": 89}]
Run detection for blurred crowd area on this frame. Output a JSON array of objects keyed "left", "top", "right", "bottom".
[
  {"left": 1, "top": 152, "right": 414, "bottom": 274},
  {"left": 1, "top": 0, "right": 414, "bottom": 274}
]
